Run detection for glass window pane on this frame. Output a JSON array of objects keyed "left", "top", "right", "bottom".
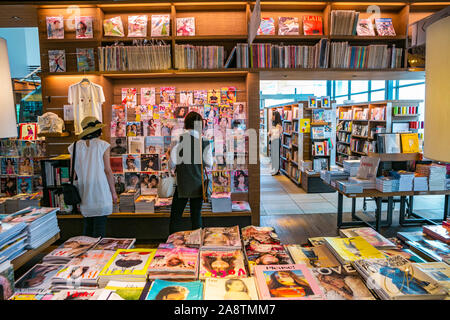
[
  {"left": 398, "top": 80, "right": 424, "bottom": 87},
  {"left": 335, "top": 96, "right": 348, "bottom": 104},
  {"left": 350, "top": 93, "right": 368, "bottom": 103},
  {"left": 398, "top": 84, "right": 425, "bottom": 100},
  {"left": 351, "top": 81, "right": 369, "bottom": 94},
  {"left": 264, "top": 99, "right": 294, "bottom": 108},
  {"left": 335, "top": 81, "right": 348, "bottom": 97},
  {"left": 370, "top": 90, "right": 386, "bottom": 101},
  {"left": 371, "top": 81, "right": 385, "bottom": 90}
]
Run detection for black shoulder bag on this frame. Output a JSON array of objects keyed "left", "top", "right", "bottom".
[{"left": 62, "top": 141, "right": 82, "bottom": 206}]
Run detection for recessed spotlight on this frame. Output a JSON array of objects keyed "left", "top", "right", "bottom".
[{"left": 11, "top": 16, "right": 22, "bottom": 21}]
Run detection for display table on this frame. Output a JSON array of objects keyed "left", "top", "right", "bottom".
[
  {"left": 325, "top": 180, "right": 450, "bottom": 231},
  {"left": 11, "top": 233, "right": 60, "bottom": 270}
]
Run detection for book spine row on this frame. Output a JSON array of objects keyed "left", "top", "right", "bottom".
[
  {"left": 98, "top": 45, "right": 171, "bottom": 72},
  {"left": 393, "top": 106, "right": 419, "bottom": 115},
  {"left": 331, "top": 10, "right": 360, "bottom": 36},
  {"left": 174, "top": 45, "right": 224, "bottom": 70}
]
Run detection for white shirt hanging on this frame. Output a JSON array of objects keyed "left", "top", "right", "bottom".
[{"left": 68, "top": 81, "right": 105, "bottom": 135}]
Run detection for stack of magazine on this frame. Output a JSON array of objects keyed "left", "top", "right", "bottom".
[
  {"left": 147, "top": 245, "right": 199, "bottom": 279},
  {"left": 174, "top": 44, "right": 225, "bottom": 69},
  {"left": 43, "top": 236, "right": 100, "bottom": 264},
  {"left": 324, "top": 236, "right": 386, "bottom": 265},
  {"left": 0, "top": 219, "right": 27, "bottom": 263}
]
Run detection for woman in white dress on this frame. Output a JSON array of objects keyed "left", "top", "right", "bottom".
[
  {"left": 268, "top": 111, "right": 282, "bottom": 175},
  {"left": 68, "top": 116, "right": 118, "bottom": 237}
]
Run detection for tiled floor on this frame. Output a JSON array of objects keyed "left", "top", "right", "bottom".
[{"left": 260, "top": 162, "right": 446, "bottom": 220}]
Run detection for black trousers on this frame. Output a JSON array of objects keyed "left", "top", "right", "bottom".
[
  {"left": 83, "top": 216, "right": 108, "bottom": 238},
  {"left": 169, "top": 188, "right": 203, "bottom": 234}
]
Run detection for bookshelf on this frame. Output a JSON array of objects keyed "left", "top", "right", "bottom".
[{"left": 336, "top": 99, "right": 423, "bottom": 166}]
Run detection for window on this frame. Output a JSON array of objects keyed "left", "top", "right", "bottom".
[
  {"left": 351, "top": 81, "right": 369, "bottom": 94},
  {"left": 371, "top": 90, "right": 386, "bottom": 101}
]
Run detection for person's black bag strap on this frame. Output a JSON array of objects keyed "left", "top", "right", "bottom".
[
  {"left": 70, "top": 141, "right": 77, "bottom": 184},
  {"left": 62, "top": 140, "right": 81, "bottom": 207}
]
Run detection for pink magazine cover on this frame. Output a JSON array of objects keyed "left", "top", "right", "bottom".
[
  {"left": 140, "top": 87, "right": 155, "bottom": 105},
  {"left": 148, "top": 247, "right": 199, "bottom": 272},
  {"left": 254, "top": 264, "right": 323, "bottom": 300},
  {"left": 199, "top": 249, "right": 247, "bottom": 279},
  {"left": 160, "top": 87, "right": 176, "bottom": 103}
]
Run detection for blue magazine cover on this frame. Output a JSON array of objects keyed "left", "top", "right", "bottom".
[{"left": 146, "top": 279, "right": 203, "bottom": 300}]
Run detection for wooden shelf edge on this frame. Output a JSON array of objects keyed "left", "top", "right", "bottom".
[{"left": 57, "top": 212, "right": 251, "bottom": 219}]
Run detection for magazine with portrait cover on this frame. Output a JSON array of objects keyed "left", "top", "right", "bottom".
[
  {"left": 75, "top": 16, "right": 93, "bottom": 39},
  {"left": 43, "top": 236, "right": 100, "bottom": 264},
  {"left": 254, "top": 264, "right": 323, "bottom": 300},
  {"left": 176, "top": 17, "right": 195, "bottom": 36},
  {"left": 18, "top": 155, "right": 34, "bottom": 175},
  {"left": 194, "top": 90, "right": 207, "bottom": 105},
  {"left": 145, "top": 279, "right": 203, "bottom": 300},
  {"left": 311, "top": 264, "right": 375, "bottom": 300},
  {"left": 122, "top": 88, "right": 137, "bottom": 107},
  {"left": 99, "top": 249, "right": 156, "bottom": 278},
  {"left": 93, "top": 238, "right": 135, "bottom": 251},
  {"left": 52, "top": 261, "right": 113, "bottom": 289},
  {"left": 126, "top": 121, "right": 142, "bottom": 137},
  {"left": 128, "top": 15, "right": 148, "bottom": 37},
  {"left": 199, "top": 249, "right": 247, "bottom": 280},
  {"left": 166, "top": 228, "right": 202, "bottom": 248},
  {"left": 46, "top": 16, "right": 64, "bottom": 39},
  {"left": 285, "top": 244, "right": 340, "bottom": 268},
  {"left": 123, "top": 154, "right": 141, "bottom": 172},
  {"left": 278, "top": 17, "right": 299, "bottom": 35},
  {"left": 0, "top": 261, "right": 14, "bottom": 300},
  {"left": 178, "top": 90, "right": 193, "bottom": 106},
  {"left": 147, "top": 247, "right": 199, "bottom": 279},
  {"left": 231, "top": 169, "right": 248, "bottom": 193},
  {"left": 380, "top": 247, "right": 426, "bottom": 263},
  {"left": 207, "top": 89, "right": 220, "bottom": 104},
  {"left": 201, "top": 226, "right": 241, "bottom": 249},
  {"left": 97, "top": 280, "right": 147, "bottom": 300},
  {"left": 374, "top": 18, "right": 396, "bottom": 36},
  {"left": 110, "top": 156, "right": 124, "bottom": 173},
  {"left": 151, "top": 14, "right": 170, "bottom": 37},
  {"left": 353, "top": 256, "right": 447, "bottom": 300},
  {"left": 220, "top": 87, "right": 237, "bottom": 105},
  {"left": 140, "top": 87, "right": 155, "bottom": 105},
  {"left": 303, "top": 15, "right": 323, "bottom": 35},
  {"left": 339, "top": 227, "right": 396, "bottom": 249},
  {"left": 76, "top": 48, "right": 95, "bottom": 72},
  {"left": 160, "top": 86, "right": 176, "bottom": 103},
  {"left": 110, "top": 137, "right": 127, "bottom": 156},
  {"left": 52, "top": 289, "right": 102, "bottom": 300},
  {"left": 204, "top": 277, "right": 259, "bottom": 300},
  {"left": 48, "top": 50, "right": 66, "bottom": 72},
  {"left": 241, "top": 226, "right": 280, "bottom": 247},
  {"left": 211, "top": 171, "right": 231, "bottom": 194},
  {"left": 14, "top": 264, "right": 64, "bottom": 293},
  {"left": 245, "top": 243, "right": 293, "bottom": 275},
  {"left": 111, "top": 120, "right": 126, "bottom": 137},
  {"left": 324, "top": 236, "right": 386, "bottom": 265}
]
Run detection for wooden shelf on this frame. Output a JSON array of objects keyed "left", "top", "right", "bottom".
[
  {"left": 352, "top": 135, "right": 369, "bottom": 139},
  {"left": 38, "top": 131, "right": 70, "bottom": 138},
  {"left": 11, "top": 233, "right": 60, "bottom": 270},
  {"left": 352, "top": 151, "right": 367, "bottom": 156},
  {"left": 368, "top": 152, "right": 421, "bottom": 162},
  {"left": 175, "top": 35, "right": 247, "bottom": 41},
  {"left": 57, "top": 211, "right": 251, "bottom": 219},
  {"left": 337, "top": 141, "right": 350, "bottom": 145}
]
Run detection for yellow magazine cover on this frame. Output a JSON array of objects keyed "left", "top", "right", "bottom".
[
  {"left": 99, "top": 249, "right": 156, "bottom": 277},
  {"left": 400, "top": 133, "right": 419, "bottom": 153},
  {"left": 299, "top": 118, "right": 310, "bottom": 133},
  {"left": 325, "top": 236, "right": 386, "bottom": 262}
]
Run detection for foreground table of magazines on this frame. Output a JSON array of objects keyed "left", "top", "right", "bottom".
[{"left": 1, "top": 222, "right": 449, "bottom": 300}]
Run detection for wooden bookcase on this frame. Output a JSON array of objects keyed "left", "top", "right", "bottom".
[{"left": 336, "top": 99, "right": 423, "bottom": 165}]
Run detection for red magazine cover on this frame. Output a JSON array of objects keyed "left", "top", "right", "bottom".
[{"left": 303, "top": 16, "right": 323, "bottom": 35}]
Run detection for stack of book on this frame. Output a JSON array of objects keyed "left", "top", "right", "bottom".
[
  {"left": 98, "top": 249, "right": 157, "bottom": 288},
  {"left": 174, "top": 45, "right": 225, "bottom": 69},
  {"left": 320, "top": 169, "right": 350, "bottom": 184},
  {"left": 2, "top": 207, "right": 59, "bottom": 250},
  {"left": 343, "top": 159, "right": 360, "bottom": 177},
  {"left": 119, "top": 189, "right": 140, "bottom": 212},
  {"left": 147, "top": 245, "right": 199, "bottom": 279},
  {"left": 413, "top": 173, "right": 428, "bottom": 191},
  {"left": 134, "top": 195, "right": 156, "bottom": 213},
  {"left": 353, "top": 256, "right": 448, "bottom": 300},
  {"left": 0, "top": 219, "right": 27, "bottom": 263},
  {"left": 376, "top": 176, "right": 399, "bottom": 192},
  {"left": 390, "top": 171, "right": 414, "bottom": 191},
  {"left": 336, "top": 180, "right": 363, "bottom": 193},
  {"left": 97, "top": 44, "right": 171, "bottom": 72},
  {"left": 416, "top": 164, "right": 447, "bottom": 191},
  {"left": 348, "top": 176, "right": 376, "bottom": 189},
  {"left": 43, "top": 236, "right": 100, "bottom": 264},
  {"left": 330, "top": 10, "right": 359, "bottom": 35}
]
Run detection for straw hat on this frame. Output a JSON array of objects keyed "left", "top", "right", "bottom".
[{"left": 78, "top": 116, "right": 105, "bottom": 139}]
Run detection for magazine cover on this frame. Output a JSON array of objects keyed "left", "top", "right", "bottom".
[
  {"left": 75, "top": 16, "right": 93, "bottom": 39},
  {"left": 15, "top": 264, "right": 64, "bottom": 293},
  {"left": 308, "top": 237, "right": 326, "bottom": 247},
  {"left": 407, "top": 239, "right": 450, "bottom": 264},
  {"left": 0, "top": 261, "right": 14, "bottom": 300},
  {"left": 110, "top": 137, "right": 127, "bottom": 156},
  {"left": 212, "top": 170, "right": 231, "bottom": 194},
  {"left": 254, "top": 264, "right": 323, "bottom": 300},
  {"left": 231, "top": 169, "right": 248, "bottom": 193},
  {"left": 76, "top": 48, "right": 95, "bottom": 72},
  {"left": 220, "top": 87, "right": 237, "bottom": 105},
  {"left": 148, "top": 247, "right": 199, "bottom": 272},
  {"left": 112, "top": 104, "right": 127, "bottom": 122},
  {"left": 113, "top": 174, "right": 126, "bottom": 195},
  {"left": 199, "top": 249, "right": 247, "bottom": 279},
  {"left": 111, "top": 121, "right": 126, "bottom": 137},
  {"left": 9, "top": 293, "right": 54, "bottom": 300},
  {"left": 144, "top": 136, "right": 164, "bottom": 153},
  {"left": 103, "top": 16, "right": 125, "bottom": 37},
  {"left": 232, "top": 102, "right": 246, "bottom": 120},
  {"left": 176, "top": 17, "right": 195, "bottom": 36},
  {"left": 204, "top": 277, "right": 259, "bottom": 300},
  {"left": 128, "top": 15, "right": 148, "bottom": 37},
  {"left": 17, "top": 176, "right": 33, "bottom": 194},
  {"left": 413, "top": 262, "right": 450, "bottom": 292},
  {"left": 207, "top": 89, "right": 220, "bottom": 104},
  {"left": 48, "top": 50, "right": 66, "bottom": 72},
  {"left": 44, "top": 236, "right": 100, "bottom": 260},
  {"left": 46, "top": 16, "right": 64, "bottom": 39},
  {"left": 324, "top": 236, "right": 386, "bottom": 264},
  {"left": 123, "top": 154, "right": 140, "bottom": 172},
  {"left": 246, "top": 244, "right": 293, "bottom": 274},
  {"left": 174, "top": 106, "right": 189, "bottom": 119},
  {"left": 19, "top": 123, "right": 37, "bottom": 140},
  {"left": 126, "top": 121, "right": 142, "bottom": 137},
  {"left": 18, "top": 157, "right": 33, "bottom": 176},
  {"left": 52, "top": 263, "right": 110, "bottom": 286},
  {"left": 125, "top": 172, "right": 140, "bottom": 191},
  {"left": 127, "top": 137, "right": 145, "bottom": 154},
  {"left": 99, "top": 249, "right": 156, "bottom": 276},
  {"left": 356, "top": 18, "right": 375, "bottom": 36},
  {"left": 140, "top": 154, "right": 160, "bottom": 171},
  {"left": 2, "top": 206, "right": 57, "bottom": 224},
  {"left": 140, "top": 87, "right": 155, "bottom": 105},
  {"left": 241, "top": 226, "right": 280, "bottom": 246},
  {"left": 285, "top": 244, "right": 340, "bottom": 268},
  {"left": 194, "top": 90, "right": 207, "bottom": 104},
  {"left": 202, "top": 226, "right": 241, "bottom": 248},
  {"left": 179, "top": 90, "right": 194, "bottom": 106},
  {"left": 98, "top": 280, "right": 146, "bottom": 300},
  {"left": 311, "top": 265, "right": 375, "bottom": 300},
  {"left": 52, "top": 290, "right": 102, "bottom": 300},
  {"left": 92, "top": 239, "right": 135, "bottom": 251},
  {"left": 257, "top": 17, "right": 275, "bottom": 35},
  {"left": 375, "top": 18, "right": 396, "bottom": 36},
  {"left": 151, "top": 14, "right": 170, "bottom": 36},
  {"left": 146, "top": 279, "right": 203, "bottom": 300},
  {"left": 122, "top": 88, "right": 137, "bottom": 107},
  {"left": 1, "top": 157, "right": 18, "bottom": 175},
  {"left": 66, "top": 250, "right": 115, "bottom": 267},
  {"left": 110, "top": 157, "right": 123, "bottom": 173},
  {"left": 143, "top": 119, "right": 162, "bottom": 137},
  {"left": 1, "top": 177, "right": 17, "bottom": 196},
  {"left": 166, "top": 229, "right": 202, "bottom": 247},
  {"left": 278, "top": 17, "right": 299, "bottom": 35},
  {"left": 160, "top": 86, "right": 176, "bottom": 103},
  {"left": 339, "top": 227, "right": 396, "bottom": 249},
  {"left": 303, "top": 16, "right": 323, "bottom": 35}
]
